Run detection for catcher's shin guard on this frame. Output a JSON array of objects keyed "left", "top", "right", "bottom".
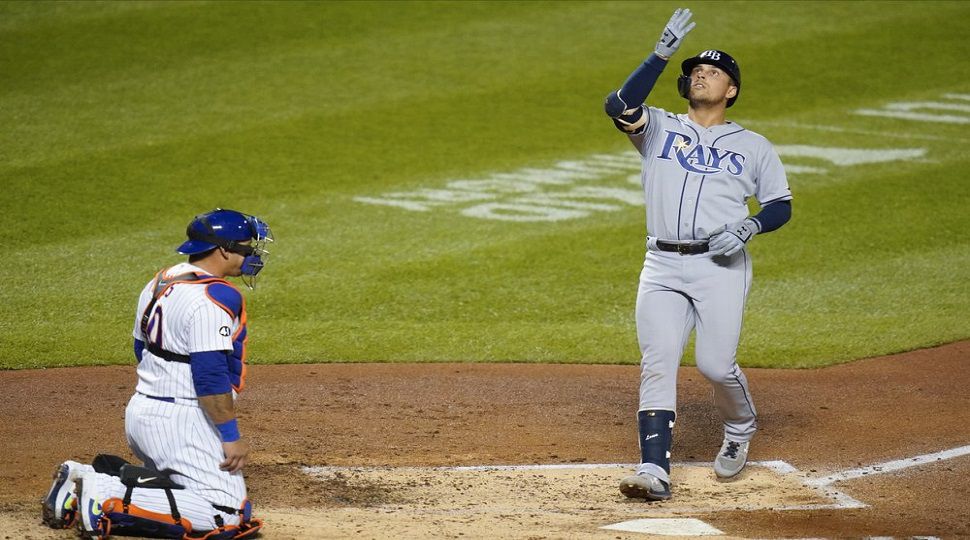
[
  {"left": 638, "top": 409, "right": 676, "bottom": 474},
  {"left": 90, "top": 465, "right": 191, "bottom": 539},
  {"left": 100, "top": 498, "right": 193, "bottom": 539}
]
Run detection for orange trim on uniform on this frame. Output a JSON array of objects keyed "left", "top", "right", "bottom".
[
  {"left": 233, "top": 518, "right": 263, "bottom": 539},
  {"left": 231, "top": 294, "right": 247, "bottom": 340},
  {"left": 231, "top": 296, "right": 249, "bottom": 393},
  {"left": 100, "top": 497, "right": 194, "bottom": 533},
  {"left": 157, "top": 271, "right": 228, "bottom": 304}
]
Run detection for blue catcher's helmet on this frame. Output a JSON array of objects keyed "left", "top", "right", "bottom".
[{"left": 177, "top": 208, "right": 274, "bottom": 288}]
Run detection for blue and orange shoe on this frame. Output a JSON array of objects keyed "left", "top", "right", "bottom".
[
  {"left": 75, "top": 471, "right": 109, "bottom": 539},
  {"left": 40, "top": 461, "right": 83, "bottom": 528}
]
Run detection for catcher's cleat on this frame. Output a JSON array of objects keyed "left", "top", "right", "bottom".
[
  {"left": 41, "top": 461, "right": 82, "bottom": 529},
  {"left": 714, "top": 439, "right": 749, "bottom": 479},
  {"left": 75, "top": 472, "right": 109, "bottom": 540},
  {"left": 619, "top": 472, "right": 671, "bottom": 501}
]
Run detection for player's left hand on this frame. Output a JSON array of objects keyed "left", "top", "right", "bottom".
[
  {"left": 220, "top": 438, "right": 250, "bottom": 473},
  {"left": 708, "top": 219, "right": 759, "bottom": 257}
]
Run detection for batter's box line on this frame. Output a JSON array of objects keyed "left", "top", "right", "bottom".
[
  {"left": 302, "top": 444, "right": 970, "bottom": 513},
  {"left": 303, "top": 461, "right": 859, "bottom": 511}
]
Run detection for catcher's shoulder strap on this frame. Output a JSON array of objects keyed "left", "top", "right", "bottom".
[{"left": 139, "top": 268, "right": 229, "bottom": 364}]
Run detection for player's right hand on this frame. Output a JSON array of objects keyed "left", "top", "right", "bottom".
[
  {"left": 655, "top": 8, "right": 695, "bottom": 59},
  {"left": 220, "top": 438, "right": 250, "bottom": 473}
]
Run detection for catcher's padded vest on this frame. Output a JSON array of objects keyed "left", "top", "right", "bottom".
[{"left": 139, "top": 269, "right": 250, "bottom": 393}]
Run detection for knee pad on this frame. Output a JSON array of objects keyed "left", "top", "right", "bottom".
[
  {"left": 92, "top": 454, "right": 130, "bottom": 477},
  {"left": 119, "top": 465, "right": 184, "bottom": 490}
]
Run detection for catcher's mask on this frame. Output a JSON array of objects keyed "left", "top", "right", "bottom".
[
  {"left": 677, "top": 49, "right": 741, "bottom": 108},
  {"left": 177, "top": 208, "right": 274, "bottom": 288}
]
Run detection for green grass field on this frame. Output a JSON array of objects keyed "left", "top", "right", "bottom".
[{"left": 1, "top": 1, "right": 968, "bottom": 370}]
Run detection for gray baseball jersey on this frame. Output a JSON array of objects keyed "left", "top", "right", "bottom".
[{"left": 630, "top": 106, "right": 791, "bottom": 242}]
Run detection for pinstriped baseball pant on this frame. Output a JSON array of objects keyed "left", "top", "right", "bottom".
[
  {"left": 635, "top": 248, "right": 757, "bottom": 442},
  {"left": 90, "top": 392, "right": 250, "bottom": 528}
]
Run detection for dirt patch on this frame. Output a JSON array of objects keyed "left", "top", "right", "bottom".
[{"left": 2, "top": 341, "right": 969, "bottom": 538}]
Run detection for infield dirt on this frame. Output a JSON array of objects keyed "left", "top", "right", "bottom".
[{"left": 2, "top": 341, "right": 969, "bottom": 538}]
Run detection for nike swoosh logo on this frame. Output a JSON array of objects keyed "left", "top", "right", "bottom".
[
  {"left": 644, "top": 434, "right": 659, "bottom": 441},
  {"left": 137, "top": 476, "right": 157, "bottom": 483}
]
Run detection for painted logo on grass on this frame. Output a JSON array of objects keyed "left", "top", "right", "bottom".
[{"left": 354, "top": 146, "right": 925, "bottom": 222}]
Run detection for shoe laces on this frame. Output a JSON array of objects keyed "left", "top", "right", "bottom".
[{"left": 723, "top": 441, "right": 740, "bottom": 459}]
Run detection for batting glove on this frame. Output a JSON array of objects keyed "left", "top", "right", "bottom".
[
  {"left": 708, "top": 218, "right": 759, "bottom": 257},
  {"left": 655, "top": 8, "right": 696, "bottom": 59}
]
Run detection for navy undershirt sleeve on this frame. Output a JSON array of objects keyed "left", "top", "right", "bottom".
[
  {"left": 618, "top": 54, "right": 668, "bottom": 108},
  {"left": 752, "top": 200, "right": 792, "bottom": 233},
  {"left": 133, "top": 339, "right": 144, "bottom": 363},
  {"left": 190, "top": 350, "right": 232, "bottom": 396}
]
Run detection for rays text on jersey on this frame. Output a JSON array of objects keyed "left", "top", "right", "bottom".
[{"left": 657, "top": 130, "right": 746, "bottom": 175}]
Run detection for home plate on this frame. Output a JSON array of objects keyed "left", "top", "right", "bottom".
[{"left": 602, "top": 518, "right": 723, "bottom": 536}]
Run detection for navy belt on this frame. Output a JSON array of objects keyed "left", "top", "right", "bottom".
[
  {"left": 656, "top": 240, "right": 709, "bottom": 255},
  {"left": 140, "top": 393, "right": 175, "bottom": 403}
]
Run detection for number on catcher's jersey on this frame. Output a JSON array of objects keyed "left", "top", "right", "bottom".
[{"left": 145, "top": 305, "right": 163, "bottom": 347}]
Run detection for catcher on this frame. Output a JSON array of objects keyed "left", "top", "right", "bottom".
[{"left": 41, "top": 209, "right": 272, "bottom": 539}]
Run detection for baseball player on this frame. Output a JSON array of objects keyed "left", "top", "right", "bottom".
[
  {"left": 604, "top": 9, "right": 792, "bottom": 500},
  {"left": 40, "top": 208, "right": 272, "bottom": 538}
]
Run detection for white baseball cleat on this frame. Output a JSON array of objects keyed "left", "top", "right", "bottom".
[
  {"left": 75, "top": 471, "right": 108, "bottom": 539},
  {"left": 714, "top": 439, "right": 749, "bottom": 479},
  {"left": 619, "top": 472, "right": 672, "bottom": 501},
  {"left": 40, "top": 460, "right": 83, "bottom": 529}
]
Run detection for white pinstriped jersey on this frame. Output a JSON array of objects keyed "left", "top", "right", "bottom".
[
  {"left": 132, "top": 262, "right": 238, "bottom": 399},
  {"left": 630, "top": 106, "right": 792, "bottom": 242}
]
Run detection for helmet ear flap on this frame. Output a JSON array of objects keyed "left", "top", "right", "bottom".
[{"left": 677, "top": 74, "right": 692, "bottom": 99}]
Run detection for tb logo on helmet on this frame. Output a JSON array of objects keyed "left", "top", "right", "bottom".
[{"left": 677, "top": 49, "right": 742, "bottom": 107}]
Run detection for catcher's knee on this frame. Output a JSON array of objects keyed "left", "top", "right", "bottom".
[{"left": 92, "top": 454, "right": 131, "bottom": 477}]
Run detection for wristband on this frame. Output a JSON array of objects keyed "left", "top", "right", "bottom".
[{"left": 216, "top": 419, "right": 241, "bottom": 442}]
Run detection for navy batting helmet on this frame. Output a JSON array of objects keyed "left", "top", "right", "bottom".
[{"left": 677, "top": 50, "right": 741, "bottom": 107}]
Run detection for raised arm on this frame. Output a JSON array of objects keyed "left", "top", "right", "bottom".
[{"left": 604, "top": 8, "right": 695, "bottom": 134}]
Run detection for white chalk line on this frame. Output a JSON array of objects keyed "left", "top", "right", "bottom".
[
  {"left": 738, "top": 119, "right": 970, "bottom": 143},
  {"left": 304, "top": 443, "right": 970, "bottom": 514},
  {"left": 305, "top": 460, "right": 858, "bottom": 511},
  {"left": 805, "top": 444, "right": 970, "bottom": 487}
]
